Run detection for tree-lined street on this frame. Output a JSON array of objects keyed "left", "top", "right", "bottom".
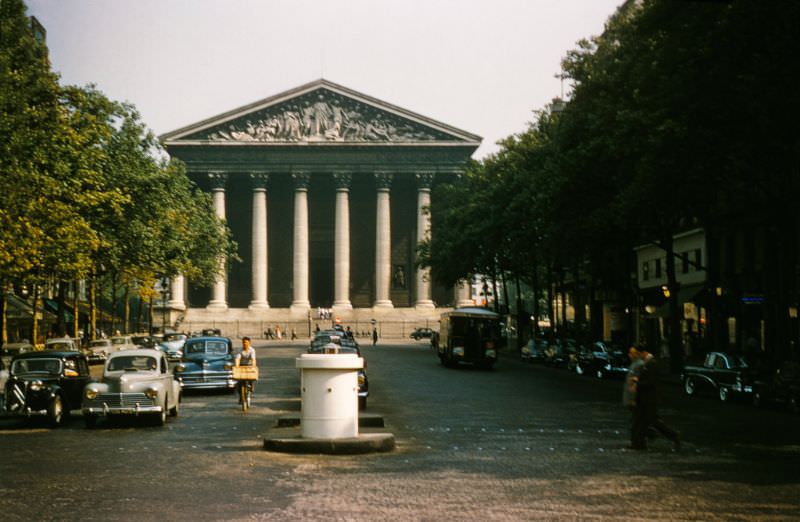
[{"left": 2, "top": 342, "right": 799, "bottom": 520}]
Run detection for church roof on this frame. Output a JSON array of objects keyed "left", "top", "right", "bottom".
[{"left": 160, "top": 79, "right": 481, "bottom": 148}]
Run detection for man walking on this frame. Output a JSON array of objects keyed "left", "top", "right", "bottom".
[{"left": 630, "top": 352, "right": 681, "bottom": 451}]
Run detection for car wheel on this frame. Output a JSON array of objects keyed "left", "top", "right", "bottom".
[
  {"left": 596, "top": 369, "right": 604, "bottom": 380},
  {"left": 48, "top": 395, "right": 64, "bottom": 427},
  {"left": 84, "top": 414, "right": 98, "bottom": 429},
  {"left": 718, "top": 386, "right": 729, "bottom": 402},
  {"left": 358, "top": 396, "right": 367, "bottom": 410},
  {"left": 169, "top": 395, "right": 180, "bottom": 417},
  {"left": 684, "top": 378, "right": 696, "bottom": 396},
  {"left": 154, "top": 399, "right": 167, "bottom": 426},
  {"left": 575, "top": 363, "right": 584, "bottom": 376}
]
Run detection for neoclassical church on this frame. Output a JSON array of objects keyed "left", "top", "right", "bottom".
[{"left": 159, "top": 79, "right": 480, "bottom": 329}]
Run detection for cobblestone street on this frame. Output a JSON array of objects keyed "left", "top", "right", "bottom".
[{"left": 2, "top": 341, "right": 799, "bottom": 521}]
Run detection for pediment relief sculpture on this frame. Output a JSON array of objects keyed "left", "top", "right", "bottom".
[{"left": 195, "top": 89, "right": 455, "bottom": 143}]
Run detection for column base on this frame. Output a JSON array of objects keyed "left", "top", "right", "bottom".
[
  {"left": 414, "top": 300, "right": 435, "bottom": 310},
  {"left": 333, "top": 301, "right": 353, "bottom": 310},
  {"left": 206, "top": 301, "right": 228, "bottom": 311},
  {"left": 373, "top": 300, "right": 394, "bottom": 309},
  {"left": 167, "top": 301, "right": 187, "bottom": 311},
  {"left": 290, "top": 302, "right": 311, "bottom": 315},
  {"left": 248, "top": 301, "right": 270, "bottom": 311}
]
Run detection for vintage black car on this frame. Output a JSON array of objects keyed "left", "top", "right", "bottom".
[
  {"left": 682, "top": 351, "right": 753, "bottom": 402},
  {"left": 752, "top": 361, "right": 800, "bottom": 412},
  {"left": 543, "top": 338, "right": 580, "bottom": 369},
  {"left": 409, "top": 327, "right": 435, "bottom": 341},
  {"left": 575, "top": 341, "right": 629, "bottom": 379},
  {"left": 4, "top": 351, "right": 91, "bottom": 426},
  {"left": 310, "top": 330, "right": 369, "bottom": 409},
  {"left": 174, "top": 336, "right": 235, "bottom": 391}
]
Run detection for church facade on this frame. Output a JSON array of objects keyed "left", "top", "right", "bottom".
[{"left": 160, "top": 79, "right": 480, "bottom": 329}]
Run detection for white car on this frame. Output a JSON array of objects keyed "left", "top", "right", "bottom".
[
  {"left": 109, "top": 335, "right": 137, "bottom": 352},
  {"left": 87, "top": 339, "right": 113, "bottom": 364},
  {"left": 44, "top": 337, "right": 80, "bottom": 352},
  {"left": 82, "top": 349, "right": 182, "bottom": 427}
]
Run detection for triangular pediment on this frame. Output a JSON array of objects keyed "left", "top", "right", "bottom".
[{"left": 160, "top": 79, "right": 481, "bottom": 145}]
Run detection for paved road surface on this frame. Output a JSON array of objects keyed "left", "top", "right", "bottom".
[{"left": 1, "top": 341, "right": 799, "bottom": 520}]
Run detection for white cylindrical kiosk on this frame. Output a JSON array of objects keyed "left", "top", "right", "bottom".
[{"left": 296, "top": 353, "right": 364, "bottom": 439}]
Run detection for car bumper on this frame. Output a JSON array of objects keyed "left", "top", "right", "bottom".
[
  {"left": 83, "top": 393, "right": 161, "bottom": 415},
  {"left": 177, "top": 374, "right": 235, "bottom": 389}
]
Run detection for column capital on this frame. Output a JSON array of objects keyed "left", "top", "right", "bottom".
[
  {"left": 208, "top": 171, "right": 227, "bottom": 189},
  {"left": 292, "top": 171, "right": 311, "bottom": 190},
  {"left": 249, "top": 171, "right": 269, "bottom": 190},
  {"left": 375, "top": 171, "right": 393, "bottom": 191},
  {"left": 333, "top": 171, "right": 352, "bottom": 190},
  {"left": 416, "top": 171, "right": 436, "bottom": 190}
]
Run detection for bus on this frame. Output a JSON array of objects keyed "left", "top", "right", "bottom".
[{"left": 434, "top": 307, "right": 501, "bottom": 369}]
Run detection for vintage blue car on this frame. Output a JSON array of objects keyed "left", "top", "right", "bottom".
[{"left": 174, "top": 336, "right": 236, "bottom": 391}]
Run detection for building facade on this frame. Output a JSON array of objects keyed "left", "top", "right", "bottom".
[{"left": 160, "top": 80, "right": 479, "bottom": 331}]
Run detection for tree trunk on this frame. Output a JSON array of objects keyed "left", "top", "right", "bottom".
[
  {"left": 663, "top": 235, "right": 684, "bottom": 374},
  {"left": 1, "top": 286, "right": 7, "bottom": 346},
  {"left": 89, "top": 270, "right": 97, "bottom": 341},
  {"left": 56, "top": 281, "right": 67, "bottom": 336},
  {"left": 110, "top": 273, "right": 118, "bottom": 335},
  {"left": 546, "top": 263, "right": 555, "bottom": 337},
  {"left": 148, "top": 295, "right": 154, "bottom": 335},
  {"left": 559, "top": 268, "right": 567, "bottom": 337},
  {"left": 123, "top": 285, "right": 130, "bottom": 334},
  {"left": 532, "top": 254, "right": 540, "bottom": 339},
  {"left": 32, "top": 285, "right": 40, "bottom": 346},
  {"left": 73, "top": 281, "right": 80, "bottom": 341}
]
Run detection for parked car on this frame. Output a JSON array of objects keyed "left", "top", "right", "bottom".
[
  {"left": 82, "top": 349, "right": 181, "bottom": 427},
  {"left": 543, "top": 338, "right": 579, "bottom": 369},
  {"left": 575, "top": 341, "right": 629, "bottom": 379},
  {"left": 159, "top": 333, "right": 188, "bottom": 362},
  {"left": 131, "top": 334, "right": 156, "bottom": 349},
  {"left": 4, "top": 351, "right": 91, "bottom": 426},
  {"left": 86, "top": 339, "right": 113, "bottom": 364},
  {"left": 682, "top": 351, "right": 754, "bottom": 402},
  {"left": 409, "top": 327, "right": 435, "bottom": 341},
  {"left": 110, "top": 335, "right": 137, "bottom": 351},
  {"left": 0, "top": 357, "right": 8, "bottom": 411},
  {"left": 44, "top": 337, "right": 80, "bottom": 352},
  {"left": 521, "top": 338, "right": 547, "bottom": 363},
  {"left": 174, "top": 336, "right": 235, "bottom": 391},
  {"left": 752, "top": 360, "right": 800, "bottom": 412},
  {"left": 309, "top": 331, "right": 369, "bottom": 409},
  {"left": 2, "top": 341, "right": 35, "bottom": 369}
]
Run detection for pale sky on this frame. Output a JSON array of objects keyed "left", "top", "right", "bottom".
[{"left": 27, "top": 0, "right": 622, "bottom": 159}]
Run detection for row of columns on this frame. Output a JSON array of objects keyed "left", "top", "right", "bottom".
[{"left": 177, "top": 170, "right": 442, "bottom": 311}]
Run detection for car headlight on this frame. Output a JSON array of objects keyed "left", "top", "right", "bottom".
[
  {"left": 485, "top": 349, "right": 497, "bottom": 358},
  {"left": 453, "top": 347, "right": 465, "bottom": 357},
  {"left": 29, "top": 379, "right": 43, "bottom": 391},
  {"left": 174, "top": 364, "right": 185, "bottom": 373},
  {"left": 85, "top": 389, "right": 97, "bottom": 400},
  {"left": 358, "top": 374, "right": 366, "bottom": 385},
  {"left": 223, "top": 363, "right": 233, "bottom": 371},
  {"left": 145, "top": 387, "right": 159, "bottom": 399}
]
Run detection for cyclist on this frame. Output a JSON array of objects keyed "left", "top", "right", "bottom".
[{"left": 235, "top": 337, "right": 257, "bottom": 400}]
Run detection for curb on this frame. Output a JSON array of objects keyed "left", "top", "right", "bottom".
[{"left": 263, "top": 429, "right": 395, "bottom": 454}]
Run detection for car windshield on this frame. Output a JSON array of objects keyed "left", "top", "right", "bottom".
[
  {"left": 111, "top": 337, "right": 128, "bottom": 345},
  {"left": 185, "top": 340, "right": 228, "bottom": 355},
  {"left": 11, "top": 358, "right": 62, "bottom": 375},
  {"left": 89, "top": 340, "right": 109, "bottom": 347},
  {"left": 107, "top": 355, "right": 157, "bottom": 372},
  {"left": 163, "top": 334, "right": 186, "bottom": 342},
  {"left": 729, "top": 355, "right": 749, "bottom": 368}
]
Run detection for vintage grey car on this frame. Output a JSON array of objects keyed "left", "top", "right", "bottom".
[{"left": 82, "top": 349, "right": 181, "bottom": 427}]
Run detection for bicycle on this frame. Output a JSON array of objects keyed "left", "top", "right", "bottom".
[{"left": 232, "top": 365, "right": 259, "bottom": 412}]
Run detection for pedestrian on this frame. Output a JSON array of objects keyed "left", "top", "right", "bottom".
[
  {"left": 291, "top": 328, "right": 297, "bottom": 340},
  {"left": 372, "top": 327, "right": 378, "bottom": 346},
  {"left": 275, "top": 325, "right": 282, "bottom": 340},
  {"left": 345, "top": 326, "right": 354, "bottom": 339},
  {"left": 630, "top": 352, "right": 681, "bottom": 451}
]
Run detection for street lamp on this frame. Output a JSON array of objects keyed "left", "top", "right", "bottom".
[{"left": 160, "top": 277, "right": 170, "bottom": 334}]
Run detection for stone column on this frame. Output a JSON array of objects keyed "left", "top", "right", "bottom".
[
  {"left": 291, "top": 171, "right": 311, "bottom": 312},
  {"left": 456, "top": 279, "right": 473, "bottom": 308},
  {"left": 374, "top": 172, "right": 393, "bottom": 308},
  {"left": 249, "top": 172, "right": 269, "bottom": 310},
  {"left": 168, "top": 275, "right": 186, "bottom": 310},
  {"left": 207, "top": 171, "right": 228, "bottom": 310},
  {"left": 415, "top": 172, "right": 435, "bottom": 309},
  {"left": 333, "top": 172, "right": 352, "bottom": 309}
]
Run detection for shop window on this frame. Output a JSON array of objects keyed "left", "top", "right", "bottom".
[
  {"left": 694, "top": 249, "right": 702, "bottom": 271},
  {"left": 681, "top": 252, "right": 690, "bottom": 274},
  {"left": 655, "top": 258, "right": 662, "bottom": 278},
  {"left": 642, "top": 261, "right": 650, "bottom": 281}
]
